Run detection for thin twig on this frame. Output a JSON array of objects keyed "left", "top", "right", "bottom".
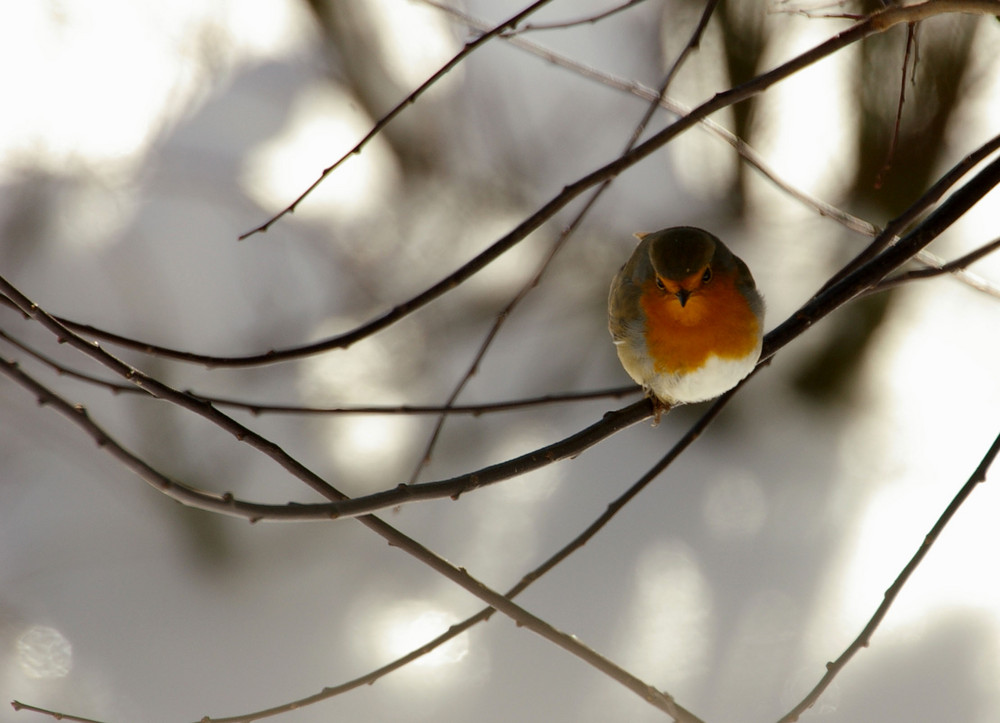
[
  {"left": 778, "top": 427, "right": 1000, "bottom": 722},
  {"left": 770, "top": 0, "right": 864, "bottom": 21},
  {"left": 0, "top": 355, "right": 286, "bottom": 521},
  {"left": 237, "top": 0, "right": 557, "bottom": 240},
  {"left": 874, "top": 21, "right": 919, "bottom": 189},
  {"left": 912, "top": 246, "right": 1000, "bottom": 297},
  {"left": 0, "top": 328, "right": 636, "bottom": 414},
  {"left": 11, "top": 701, "right": 106, "bottom": 723},
  {"left": 39, "top": 0, "right": 997, "bottom": 368},
  {"left": 866, "top": 234, "right": 1000, "bottom": 293},
  {"left": 505, "top": 0, "right": 650, "bottom": 34},
  {"left": 660, "top": 0, "right": 719, "bottom": 88}
]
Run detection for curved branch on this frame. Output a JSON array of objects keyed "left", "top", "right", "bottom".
[
  {"left": 0, "top": 355, "right": 284, "bottom": 520},
  {"left": 44, "top": 0, "right": 996, "bottom": 368},
  {"left": 5, "top": 132, "right": 996, "bottom": 526},
  {"left": 10, "top": 701, "right": 103, "bottom": 723}
]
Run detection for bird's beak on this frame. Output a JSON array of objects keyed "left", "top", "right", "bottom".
[{"left": 676, "top": 288, "right": 691, "bottom": 307}]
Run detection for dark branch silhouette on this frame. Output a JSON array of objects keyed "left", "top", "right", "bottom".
[
  {"left": 5, "top": 3, "right": 1000, "bottom": 722},
  {"left": 33, "top": 0, "right": 991, "bottom": 368},
  {"left": 3, "top": 134, "right": 998, "bottom": 525}
]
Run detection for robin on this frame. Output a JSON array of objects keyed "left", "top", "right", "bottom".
[{"left": 608, "top": 226, "right": 764, "bottom": 408}]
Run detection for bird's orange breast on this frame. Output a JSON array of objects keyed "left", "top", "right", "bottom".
[{"left": 639, "top": 271, "right": 761, "bottom": 374}]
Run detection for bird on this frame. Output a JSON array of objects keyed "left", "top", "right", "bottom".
[{"left": 608, "top": 226, "right": 764, "bottom": 409}]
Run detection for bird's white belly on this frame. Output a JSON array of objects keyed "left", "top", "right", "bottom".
[{"left": 615, "top": 338, "right": 761, "bottom": 405}]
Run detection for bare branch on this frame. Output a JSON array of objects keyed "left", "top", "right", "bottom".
[
  {"left": 426, "top": 0, "right": 878, "bottom": 238},
  {"left": 5, "top": 135, "right": 998, "bottom": 525},
  {"left": 660, "top": 0, "right": 719, "bottom": 88},
  {"left": 0, "top": 348, "right": 654, "bottom": 521},
  {"left": 913, "top": 247, "right": 1000, "bottom": 297},
  {"left": 778, "top": 427, "right": 1000, "bottom": 722},
  {"left": 41, "top": 0, "right": 996, "bottom": 368},
  {"left": 0, "top": 355, "right": 313, "bottom": 521},
  {"left": 770, "top": 0, "right": 864, "bottom": 21}
]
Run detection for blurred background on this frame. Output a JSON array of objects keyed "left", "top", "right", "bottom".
[{"left": 2, "top": 1, "right": 1000, "bottom": 721}]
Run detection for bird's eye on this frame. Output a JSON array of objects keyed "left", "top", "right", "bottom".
[
  {"left": 701, "top": 267, "right": 713, "bottom": 284},
  {"left": 655, "top": 277, "right": 666, "bottom": 291}
]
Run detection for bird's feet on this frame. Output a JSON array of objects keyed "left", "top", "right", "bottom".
[{"left": 647, "top": 393, "right": 672, "bottom": 426}]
